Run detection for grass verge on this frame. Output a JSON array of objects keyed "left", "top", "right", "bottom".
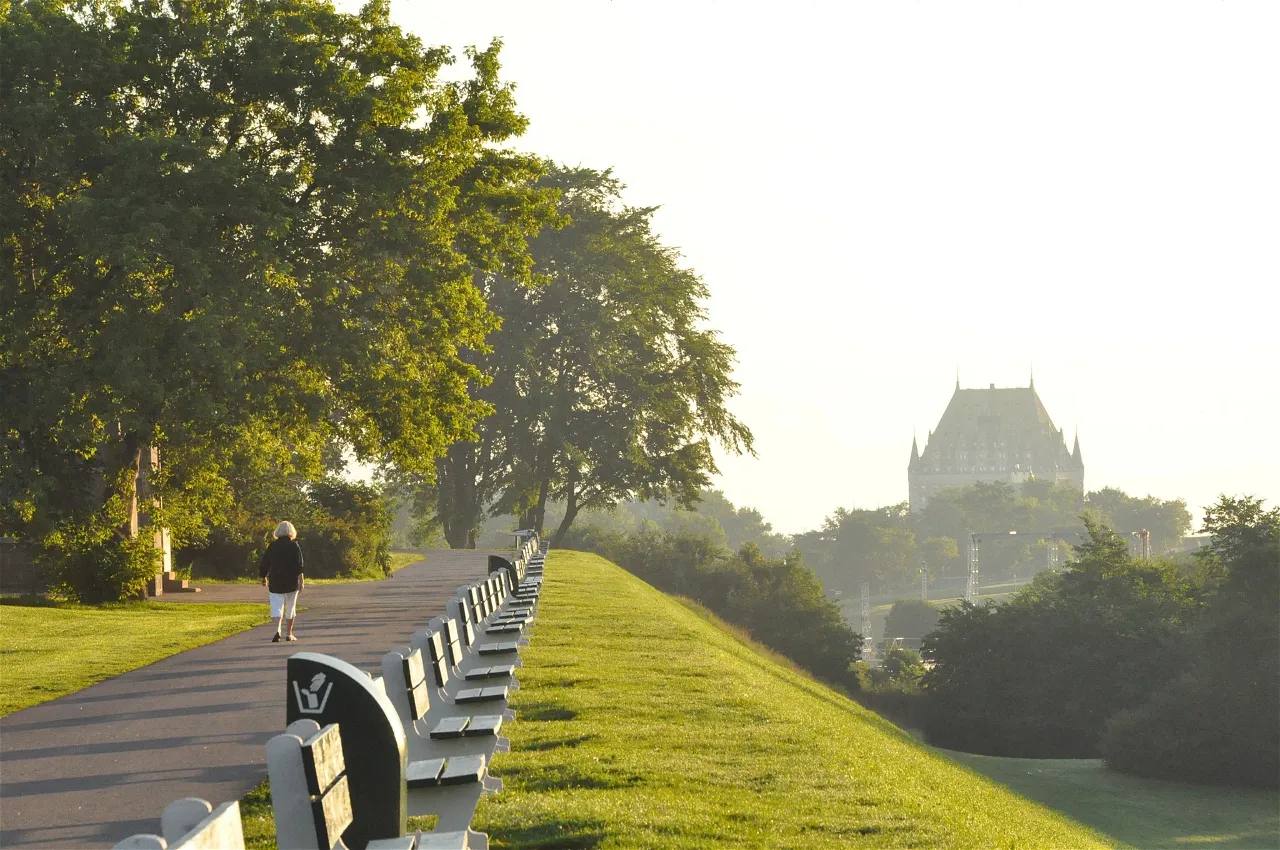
[
  {"left": 472, "top": 550, "right": 1111, "bottom": 849},
  {"left": 0, "top": 600, "right": 268, "bottom": 716},
  {"left": 942, "top": 751, "right": 1279, "bottom": 850}
]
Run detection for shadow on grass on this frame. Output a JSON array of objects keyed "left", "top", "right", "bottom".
[
  {"left": 518, "top": 703, "right": 578, "bottom": 722},
  {"left": 0, "top": 595, "right": 59, "bottom": 607},
  {"left": 490, "top": 818, "right": 608, "bottom": 849},
  {"left": 523, "top": 735, "right": 594, "bottom": 752}
]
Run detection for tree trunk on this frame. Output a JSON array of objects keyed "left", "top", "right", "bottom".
[
  {"left": 437, "top": 445, "right": 481, "bottom": 549},
  {"left": 550, "top": 469, "right": 578, "bottom": 548},
  {"left": 532, "top": 472, "right": 550, "bottom": 534}
]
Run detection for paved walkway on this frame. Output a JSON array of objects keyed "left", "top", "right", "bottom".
[{"left": 0, "top": 550, "right": 493, "bottom": 849}]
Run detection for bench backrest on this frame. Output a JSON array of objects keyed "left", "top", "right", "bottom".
[
  {"left": 301, "top": 723, "right": 354, "bottom": 849},
  {"left": 113, "top": 799, "right": 245, "bottom": 850},
  {"left": 445, "top": 599, "right": 475, "bottom": 648},
  {"left": 421, "top": 629, "right": 452, "bottom": 690},
  {"left": 428, "top": 616, "right": 466, "bottom": 669},
  {"left": 267, "top": 720, "right": 356, "bottom": 850}
]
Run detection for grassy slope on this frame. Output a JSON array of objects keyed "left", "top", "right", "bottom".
[
  {"left": 472, "top": 551, "right": 1110, "bottom": 849},
  {"left": 0, "top": 601, "right": 268, "bottom": 715},
  {"left": 943, "top": 751, "right": 1280, "bottom": 850}
]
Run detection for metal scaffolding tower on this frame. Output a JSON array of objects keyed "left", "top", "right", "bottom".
[
  {"left": 965, "top": 539, "right": 979, "bottom": 602},
  {"left": 860, "top": 582, "right": 873, "bottom": 660}
]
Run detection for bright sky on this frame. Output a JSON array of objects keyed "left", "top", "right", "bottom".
[{"left": 367, "top": 1, "right": 1279, "bottom": 534}]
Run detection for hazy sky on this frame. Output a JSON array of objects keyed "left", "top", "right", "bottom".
[{"left": 361, "top": 1, "right": 1279, "bottom": 534}]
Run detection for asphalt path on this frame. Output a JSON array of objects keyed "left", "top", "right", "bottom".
[{"left": 0, "top": 549, "right": 493, "bottom": 849}]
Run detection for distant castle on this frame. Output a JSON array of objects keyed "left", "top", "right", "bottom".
[{"left": 909, "top": 378, "right": 1083, "bottom": 514}]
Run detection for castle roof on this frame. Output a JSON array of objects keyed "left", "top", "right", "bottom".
[{"left": 929, "top": 383, "right": 1058, "bottom": 446}]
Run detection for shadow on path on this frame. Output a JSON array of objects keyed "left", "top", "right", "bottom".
[{"left": 0, "top": 549, "right": 492, "bottom": 849}]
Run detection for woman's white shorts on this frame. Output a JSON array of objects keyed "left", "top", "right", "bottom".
[{"left": 269, "top": 591, "right": 299, "bottom": 619}]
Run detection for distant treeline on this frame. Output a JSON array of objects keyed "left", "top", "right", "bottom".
[{"left": 495, "top": 480, "right": 1192, "bottom": 598}]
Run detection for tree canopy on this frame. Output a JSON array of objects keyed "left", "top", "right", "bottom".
[
  {"left": 1, "top": 0, "right": 555, "bottom": 599},
  {"left": 433, "top": 165, "right": 753, "bottom": 547}
]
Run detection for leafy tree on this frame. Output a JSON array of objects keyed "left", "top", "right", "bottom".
[
  {"left": 922, "top": 518, "right": 1195, "bottom": 757},
  {"left": 1102, "top": 496, "right": 1279, "bottom": 786},
  {"left": 884, "top": 599, "right": 942, "bottom": 641},
  {"left": 918, "top": 535, "right": 960, "bottom": 580},
  {"left": 434, "top": 166, "right": 753, "bottom": 547},
  {"left": 1, "top": 1, "right": 554, "bottom": 599},
  {"left": 855, "top": 647, "right": 927, "bottom": 693},
  {"left": 793, "top": 503, "right": 917, "bottom": 594},
  {"left": 1085, "top": 488, "right": 1192, "bottom": 554}
]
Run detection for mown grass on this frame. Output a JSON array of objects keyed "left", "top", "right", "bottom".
[
  {"left": 943, "top": 751, "right": 1280, "bottom": 850},
  {"left": 0, "top": 600, "right": 268, "bottom": 716},
  {"left": 472, "top": 550, "right": 1111, "bottom": 849}
]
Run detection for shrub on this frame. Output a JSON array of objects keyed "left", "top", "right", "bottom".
[
  {"left": 1101, "top": 496, "right": 1279, "bottom": 787},
  {"left": 179, "top": 477, "right": 392, "bottom": 581},
  {"left": 921, "top": 521, "right": 1195, "bottom": 757},
  {"left": 884, "top": 599, "right": 941, "bottom": 641},
  {"left": 41, "top": 531, "right": 159, "bottom": 604}
]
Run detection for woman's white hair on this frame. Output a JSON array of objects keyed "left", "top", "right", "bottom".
[{"left": 274, "top": 521, "right": 297, "bottom": 539}]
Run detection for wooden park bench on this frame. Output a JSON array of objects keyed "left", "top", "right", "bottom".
[
  {"left": 268, "top": 719, "right": 490, "bottom": 849},
  {"left": 113, "top": 798, "right": 245, "bottom": 850},
  {"left": 281, "top": 654, "right": 499, "bottom": 847}
]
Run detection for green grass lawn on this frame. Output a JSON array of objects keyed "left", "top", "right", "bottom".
[
  {"left": 0, "top": 600, "right": 268, "bottom": 716},
  {"left": 470, "top": 550, "right": 1111, "bottom": 849},
  {"left": 942, "top": 751, "right": 1280, "bottom": 850}
]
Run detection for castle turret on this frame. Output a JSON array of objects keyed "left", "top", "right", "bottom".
[{"left": 909, "top": 380, "right": 1084, "bottom": 513}]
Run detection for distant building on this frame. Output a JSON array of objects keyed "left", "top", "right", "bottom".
[{"left": 909, "top": 378, "right": 1083, "bottom": 514}]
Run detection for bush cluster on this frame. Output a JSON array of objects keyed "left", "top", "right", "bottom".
[
  {"left": 180, "top": 478, "right": 392, "bottom": 581},
  {"left": 563, "top": 522, "right": 863, "bottom": 688},
  {"left": 920, "top": 498, "right": 1278, "bottom": 787}
]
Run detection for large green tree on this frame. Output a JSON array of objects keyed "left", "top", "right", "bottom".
[
  {"left": 1102, "top": 495, "right": 1279, "bottom": 787},
  {"left": 922, "top": 518, "right": 1196, "bottom": 757},
  {"left": 793, "top": 503, "right": 918, "bottom": 593},
  {"left": 434, "top": 166, "right": 753, "bottom": 547},
  {"left": 1, "top": 0, "right": 554, "bottom": 599}
]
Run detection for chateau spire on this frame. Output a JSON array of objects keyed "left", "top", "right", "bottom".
[
  {"left": 1029, "top": 364, "right": 1035, "bottom": 389},
  {"left": 909, "top": 434, "right": 922, "bottom": 470}
]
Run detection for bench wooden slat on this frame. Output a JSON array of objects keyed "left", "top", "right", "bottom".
[
  {"left": 312, "top": 773, "right": 353, "bottom": 850},
  {"left": 439, "top": 755, "right": 485, "bottom": 786},
  {"left": 300, "top": 724, "right": 345, "bottom": 797},
  {"left": 404, "top": 649, "right": 427, "bottom": 688},
  {"left": 462, "top": 715, "right": 502, "bottom": 737},
  {"left": 406, "top": 758, "right": 445, "bottom": 788},
  {"left": 428, "top": 716, "right": 469, "bottom": 739},
  {"left": 478, "top": 642, "right": 519, "bottom": 655}
]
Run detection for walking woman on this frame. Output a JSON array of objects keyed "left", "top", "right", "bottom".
[{"left": 259, "top": 521, "right": 304, "bottom": 642}]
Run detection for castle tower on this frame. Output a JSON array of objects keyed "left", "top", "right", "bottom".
[{"left": 908, "top": 381, "right": 1084, "bottom": 514}]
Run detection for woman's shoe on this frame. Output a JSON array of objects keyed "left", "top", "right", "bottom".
[
  {"left": 286, "top": 634, "right": 297, "bottom": 641},
  {"left": 271, "top": 633, "right": 281, "bottom": 642}
]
